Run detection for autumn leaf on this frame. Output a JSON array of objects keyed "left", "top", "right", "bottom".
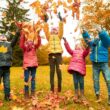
[
  {"left": 0, "top": 83, "right": 4, "bottom": 90},
  {"left": 0, "top": 100, "right": 3, "bottom": 107}
]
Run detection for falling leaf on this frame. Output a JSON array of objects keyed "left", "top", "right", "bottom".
[
  {"left": 12, "top": 106, "right": 24, "bottom": 110},
  {"left": 67, "top": 0, "right": 72, "bottom": 3},
  {"left": 11, "top": 32, "right": 16, "bottom": 35},
  {"left": 0, "top": 83, "right": 4, "bottom": 90},
  {"left": 0, "top": 100, "right": 3, "bottom": 107}
]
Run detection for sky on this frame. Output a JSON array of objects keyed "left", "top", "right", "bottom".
[{"left": 0, "top": 0, "right": 87, "bottom": 56}]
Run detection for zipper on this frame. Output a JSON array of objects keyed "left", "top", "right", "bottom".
[{"left": 53, "top": 36, "right": 55, "bottom": 51}]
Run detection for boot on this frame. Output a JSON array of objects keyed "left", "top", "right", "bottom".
[
  {"left": 50, "top": 86, "right": 54, "bottom": 93},
  {"left": 24, "top": 91, "right": 29, "bottom": 99},
  {"left": 108, "top": 95, "right": 110, "bottom": 105},
  {"left": 95, "top": 94, "right": 101, "bottom": 103},
  {"left": 73, "top": 89, "right": 79, "bottom": 103},
  {"left": 80, "top": 90, "right": 85, "bottom": 98},
  {"left": 58, "top": 86, "right": 61, "bottom": 92},
  {"left": 80, "top": 90, "right": 89, "bottom": 106},
  {"left": 31, "top": 91, "right": 35, "bottom": 97},
  {"left": 4, "top": 94, "right": 11, "bottom": 101}
]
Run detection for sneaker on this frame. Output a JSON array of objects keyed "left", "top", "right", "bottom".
[{"left": 4, "top": 94, "right": 11, "bottom": 101}]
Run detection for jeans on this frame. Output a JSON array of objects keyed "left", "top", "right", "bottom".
[
  {"left": 72, "top": 71, "right": 84, "bottom": 90},
  {"left": 92, "top": 62, "right": 110, "bottom": 95},
  {"left": 0, "top": 66, "right": 10, "bottom": 95},
  {"left": 49, "top": 53, "right": 62, "bottom": 91},
  {"left": 24, "top": 67, "right": 36, "bottom": 92}
]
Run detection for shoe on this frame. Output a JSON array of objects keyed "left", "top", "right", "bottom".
[
  {"left": 4, "top": 94, "right": 11, "bottom": 101},
  {"left": 95, "top": 94, "right": 101, "bottom": 103},
  {"left": 58, "top": 87, "right": 61, "bottom": 92},
  {"left": 24, "top": 91, "right": 29, "bottom": 99},
  {"left": 31, "top": 91, "right": 35, "bottom": 97}
]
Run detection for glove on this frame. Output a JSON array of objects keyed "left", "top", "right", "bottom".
[
  {"left": 63, "top": 37, "right": 66, "bottom": 42},
  {"left": 58, "top": 12, "right": 62, "bottom": 21},
  {"left": 44, "top": 14, "right": 49, "bottom": 22}
]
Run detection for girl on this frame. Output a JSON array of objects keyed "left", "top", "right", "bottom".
[
  {"left": 63, "top": 37, "right": 89, "bottom": 105},
  {"left": 19, "top": 25, "right": 41, "bottom": 99}
]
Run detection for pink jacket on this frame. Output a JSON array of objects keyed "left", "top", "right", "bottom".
[
  {"left": 20, "top": 34, "right": 41, "bottom": 69},
  {"left": 64, "top": 41, "right": 90, "bottom": 76}
]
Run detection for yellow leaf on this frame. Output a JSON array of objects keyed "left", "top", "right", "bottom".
[
  {"left": 11, "top": 32, "right": 16, "bottom": 35},
  {"left": 0, "top": 46, "right": 8, "bottom": 53}
]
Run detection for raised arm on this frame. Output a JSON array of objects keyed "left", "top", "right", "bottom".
[
  {"left": 19, "top": 33, "right": 25, "bottom": 49},
  {"left": 98, "top": 30, "right": 110, "bottom": 48},
  {"left": 82, "top": 30, "right": 94, "bottom": 47},
  {"left": 63, "top": 38, "right": 73, "bottom": 56},
  {"left": 35, "top": 35, "right": 41, "bottom": 49},
  {"left": 58, "top": 21, "right": 64, "bottom": 39},
  {"left": 43, "top": 22, "right": 50, "bottom": 40},
  {"left": 83, "top": 46, "right": 90, "bottom": 58},
  {"left": 58, "top": 12, "right": 64, "bottom": 39},
  {"left": 11, "top": 31, "right": 20, "bottom": 47}
]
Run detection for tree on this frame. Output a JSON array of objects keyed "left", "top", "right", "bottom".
[
  {"left": 82, "top": 0, "right": 110, "bottom": 34},
  {"left": 0, "top": 0, "right": 29, "bottom": 35}
]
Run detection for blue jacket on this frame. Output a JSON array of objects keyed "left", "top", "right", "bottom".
[{"left": 82, "top": 30, "right": 110, "bottom": 62}]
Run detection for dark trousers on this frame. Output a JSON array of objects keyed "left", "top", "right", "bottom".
[
  {"left": 0, "top": 66, "right": 10, "bottom": 96},
  {"left": 24, "top": 67, "right": 36, "bottom": 92},
  {"left": 72, "top": 71, "right": 84, "bottom": 91},
  {"left": 49, "top": 53, "right": 62, "bottom": 92}
]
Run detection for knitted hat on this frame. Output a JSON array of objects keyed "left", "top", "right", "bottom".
[{"left": 0, "top": 34, "right": 7, "bottom": 41}]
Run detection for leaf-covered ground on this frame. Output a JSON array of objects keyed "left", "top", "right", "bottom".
[{"left": 0, "top": 66, "right": 110, "bottom": 110}]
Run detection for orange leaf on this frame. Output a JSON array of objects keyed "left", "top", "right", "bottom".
[
  {"left": 30, "top": 1, "right": 40, "bottom": 8},
  {"left": 67, "top": 0, "right": 72, "bottom": 3}
]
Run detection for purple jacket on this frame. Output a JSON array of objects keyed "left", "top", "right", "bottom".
[{"left": 64, "top": 41, "right": 90, "bottom": 76}]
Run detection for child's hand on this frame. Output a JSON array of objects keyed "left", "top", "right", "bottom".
[
  {"left": 58, "top": 12, "right": 63, "bottom": 21},
  {"left": 63, "top": 37, "right": 66, "bottom": 42}
]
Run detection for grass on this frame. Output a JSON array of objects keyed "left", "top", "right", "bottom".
[{"left": 0, "top": 65, "right": 110, "bottom": 110}]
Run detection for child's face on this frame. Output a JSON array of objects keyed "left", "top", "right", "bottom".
[
  {"left": 75, "top": 44, "right": 83, "bottom": 50},
  {"left": 51, "top": 28, "right": 58, "bottom": 35}
]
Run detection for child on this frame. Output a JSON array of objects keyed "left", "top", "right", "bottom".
[
  {"left": 0, "top": 31, "right": 19, "bottom": 101},
  {"left": 82, "top": 27, "right": 110, "bottom": 105},
  {"left": 63, "top": 37, "right": 90, "bottom": 105},
  {"left": 43, "top": 12, "right": 64, "bottom": 92},
  {"left": 19, "top": 25, "right": 41, "bottom": 99}
]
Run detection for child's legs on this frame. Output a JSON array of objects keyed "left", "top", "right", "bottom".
[
  {"left": 49, "top": 54, "right": 56, "bottom": 91},
  {"left": 30, "top": 67, "right": 36, "bottom": 92},
  {"left": 101, "top": 63, "right": 110, "bottom": 96},
  {"left": 2, "top": 67, "right": 10, "bottom": 96},
  {"left": 92, "top": 63, "right": 100, "bottom": 95},
  {"left": 78, "top": 74, "right": 84, "bottom": 91},
  {"left": 72, "top": 72, "right": 79, "bottom": 91},
  {"left": 24, "top": 69, "right": 30, "bottom": 92},
  {"left": 55, "top": 54, "right": 62, "bottom": 91}
]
